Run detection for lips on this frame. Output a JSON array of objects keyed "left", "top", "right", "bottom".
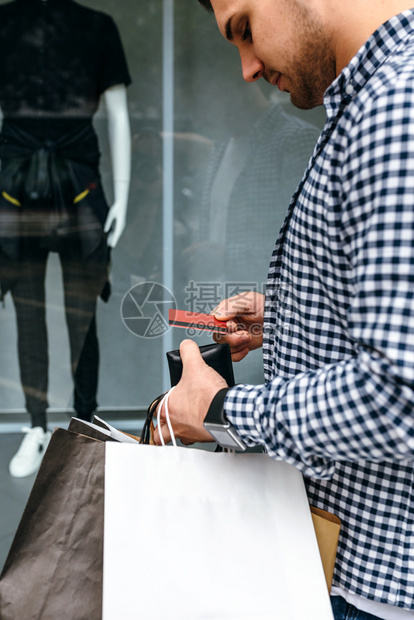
[{"left": 270, "top": 72, "right": 282, "bottom": 89}]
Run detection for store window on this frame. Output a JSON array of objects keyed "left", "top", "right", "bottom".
[{"left": 0, "top": 0, "right": 325, "bottom": 449}]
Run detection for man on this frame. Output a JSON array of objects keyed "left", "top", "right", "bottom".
[{"left": 155, "top": 1, "right": 414, "bottom": 618}]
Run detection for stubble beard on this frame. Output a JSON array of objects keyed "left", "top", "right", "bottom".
[{"left": 284, "top": 1, "right": 336, "bottom": 110}]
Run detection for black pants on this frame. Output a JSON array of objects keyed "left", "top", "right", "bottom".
[{"left": 8, "top": 235, "right": 107, "bottom": 425}]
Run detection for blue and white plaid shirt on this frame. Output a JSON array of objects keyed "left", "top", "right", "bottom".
[{"left": 225, "top": 10, "right": 414, "bottom": 611}]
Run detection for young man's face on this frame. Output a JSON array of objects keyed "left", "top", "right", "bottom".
[{"left": 210, "top": 0, "right": 335, "bottom": 109}]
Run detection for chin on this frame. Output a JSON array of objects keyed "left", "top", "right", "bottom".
[{"left": 290, "top": 91, "right": 323, "bottom": 110}]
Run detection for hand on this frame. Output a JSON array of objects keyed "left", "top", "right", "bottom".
[
  {"left": 212, "top": 292, "right": 265, "bottom": 362},
  {"left": 154, "top": 339, "right": 228, "bottom": 446},
  {"left": 104, "top": 199, "right": 127, "bottom": 247}
]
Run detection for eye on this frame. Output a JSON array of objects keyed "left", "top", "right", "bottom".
[{"left": 242, "top": 21, "right": 252, "bottom": 42}]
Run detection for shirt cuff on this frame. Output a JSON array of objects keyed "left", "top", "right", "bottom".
[
  {"left": 223, "top": 381, "right": 336, "bottom": 479},
  {"left": 223, "top": 383, "right": 269, "bottom": 449}
]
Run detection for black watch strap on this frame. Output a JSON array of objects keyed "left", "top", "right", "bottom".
[
  {"left": 204, "top": 387, "right": 232, "bottom": 425},
  {"left": 204, "top": 386, "right": 247, "bottom": 451}
]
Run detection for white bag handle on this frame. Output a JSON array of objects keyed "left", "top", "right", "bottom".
[
  {"left": 157, "top": 386, "right": 233, "bottom": 452},
  {"left": 157, "top": 387, "right": 177, "bottom": 447}
]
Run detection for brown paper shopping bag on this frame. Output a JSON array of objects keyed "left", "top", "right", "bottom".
[
  {"left": 0, "top": 406, "right": 153, "bottom": 620},
  {"left": 0, "top": 428, "right": 106, "bottom": 620},
  {"left": 310, "top": 506, "right": 341, "bottom": 591}
]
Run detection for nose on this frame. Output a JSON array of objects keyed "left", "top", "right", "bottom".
[{"left": 239, "top": 48, "right": 264, "bottom": 82}]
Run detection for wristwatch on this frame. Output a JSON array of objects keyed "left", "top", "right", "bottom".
[{"left": 203, "top": 387, "right": 247, "bottom": 451}]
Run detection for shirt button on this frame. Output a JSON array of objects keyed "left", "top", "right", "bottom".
[{"left": 345, "top": 84, "right": 354, "bottom": 96}]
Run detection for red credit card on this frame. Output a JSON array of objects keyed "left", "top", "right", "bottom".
[{"left": 168, "top": 309, "right": 229, "bottom": 334}]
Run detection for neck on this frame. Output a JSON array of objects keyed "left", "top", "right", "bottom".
[{"left": 325, "top": 0, "right": 414, "bottom": 75}]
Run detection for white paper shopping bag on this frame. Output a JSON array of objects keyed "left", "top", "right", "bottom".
[{"left": 103, "top": 443, "right": 333, "bottom": 620}]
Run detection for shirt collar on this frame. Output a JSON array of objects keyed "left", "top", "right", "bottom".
[{"left": 324, "top": 9, "right": 414, "bottom": 118}]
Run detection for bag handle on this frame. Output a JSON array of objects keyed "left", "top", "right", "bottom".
[
  {"left": 155, "top": 387, "right": 234, "bottom": 453},
  {"left": 139, "top": 393, "right": 166, "bottom": 445},
  {"left": 157, "top": 387, "right": 177, "bottom": 447}
]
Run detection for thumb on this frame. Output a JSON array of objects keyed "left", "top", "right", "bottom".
[
  {"left": 179, "top": 339, "right": 206, "bottom": 380},
  {"left": 104, "top": 212, "right": 115, "bottom": 233}
]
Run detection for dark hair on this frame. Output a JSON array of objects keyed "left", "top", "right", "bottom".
[{"left": 198, "top": 0, "right": 214, "bottom": 12}]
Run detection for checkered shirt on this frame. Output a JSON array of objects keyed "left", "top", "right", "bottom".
[{"left": 224, "top": 10, "right": 414, "bottom": 611}]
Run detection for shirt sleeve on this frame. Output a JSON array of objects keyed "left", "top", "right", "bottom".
[
  {"left": 98, "top": 15, "right": 132, "bottom": 95},
  {"left": 224, "top": 76, "right": 414, "bottom": 481}
]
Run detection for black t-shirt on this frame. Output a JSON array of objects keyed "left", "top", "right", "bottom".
[{"left": 0, "top": 0, "right": 131, "bottom": 139}]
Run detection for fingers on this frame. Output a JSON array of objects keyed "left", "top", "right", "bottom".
[
  {"left": 179, "top": 339, "right": 206, "bottom": 378},
  {"left": 103, "top": 207, "right": 115, "bottom": 232},
  {"left": 212, "top": 293, "right": 255, "bottom": 321},
  {"left": 153, "top": 398, "right": 172, "bottom": 446},
  {"left": 213, "top": 329, "right": 251, "bottom": 348},
  {"left": 179, "top": 438, "right": 195, "bottom": 446},
  {"left": 231, "top": 347, "right": 250, "bottom": 362},
  {"left": 213, "top": 301, "right": 238, "bottom": 321},
  {"left": 153, "top": 420, "right": 172, "bottom": 446},
  {"left": 222, "top": 319, "right": 244, "bottom": 333},
  {"left": 153, "top": 422, "right": 194, "bottom": 446},
  {"left": 153, "top": 392, "right": 172, "bottom": 446}
]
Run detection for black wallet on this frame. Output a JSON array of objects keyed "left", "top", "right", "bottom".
[{"left": 166, "top": 343, "right": 235, "bottom": 387}]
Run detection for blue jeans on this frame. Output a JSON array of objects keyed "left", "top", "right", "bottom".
[{"left": 331, "top": 596, "right": 384, "bottom": 620}]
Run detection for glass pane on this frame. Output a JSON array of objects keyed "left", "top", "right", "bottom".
[
  {"left": 0, "top": 0, "right": 326, "bottom": 423},
  {"left": 171, "top": 2, "right": 325, "bottom": 386}
]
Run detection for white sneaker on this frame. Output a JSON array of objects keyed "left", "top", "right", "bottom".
[{"left": 9, "top": 426, "right": 51, "bottom": 478}]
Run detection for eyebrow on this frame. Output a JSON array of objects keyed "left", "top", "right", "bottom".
[{"left": 225, "top": 16, "right": 234, "bottom": 41}]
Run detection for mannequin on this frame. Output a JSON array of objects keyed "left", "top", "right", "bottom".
[{"left": 0, "top": 0, "right": 132, "bottom": 477}]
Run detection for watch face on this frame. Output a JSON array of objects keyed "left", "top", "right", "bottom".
[
  {"left": 204, "top": 387, "right": 246, "bottom": 450},
  {"left": 207, "top": 427, "right": 247, "bottom": 451}
]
